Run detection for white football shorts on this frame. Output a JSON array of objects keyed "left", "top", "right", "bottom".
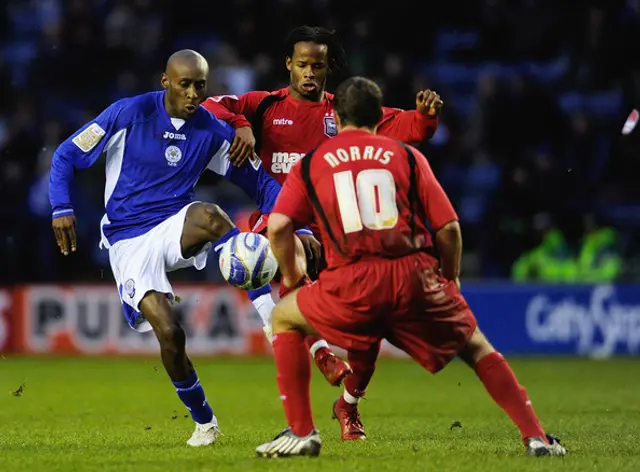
[{"left": 108, "top": 202, "right": 211, "bottom": 332}]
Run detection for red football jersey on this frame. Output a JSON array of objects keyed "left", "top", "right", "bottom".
[
  {"left": 273, "top": 129, "right": 458, "bottom": 269},
  {"left": 202, "top": 88, "right": 438, "bottom": 185}
]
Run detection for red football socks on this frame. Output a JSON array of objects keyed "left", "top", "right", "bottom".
[
  {"left": 344, "top": 343, "right": 381, "bottom": 398},
  {"left": 273, "top": 331, "right": 315, "bottom": 437},
  {"left": 475, "top": 352, "right": 546, "bottom": 444}
]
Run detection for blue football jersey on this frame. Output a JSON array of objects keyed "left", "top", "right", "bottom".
[{"left": 49, "top": 91, "right": 281, "bottom": 248}]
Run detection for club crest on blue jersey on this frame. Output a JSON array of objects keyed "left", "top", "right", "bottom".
[
  {"left": 323, "top": 115, "right": 337, "bottom": 137},
  {"left": 165, "top": 145, "right": 182, "bottom": 166}
]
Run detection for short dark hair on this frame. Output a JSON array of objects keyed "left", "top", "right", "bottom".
[
  {"left": 284, "top": 25, "right": 349, "bottom": 78},
  {"left": 334, "top": 77, "right": 383, "bottom": 128}
]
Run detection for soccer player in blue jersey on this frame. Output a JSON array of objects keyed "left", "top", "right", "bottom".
[{"left": 49, "top": 50, "right": 282, "bottom": 447}]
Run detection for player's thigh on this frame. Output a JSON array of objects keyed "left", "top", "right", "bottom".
[
  {"left": 297, "top": 276, "right": 384, "bottom": 352},
  {"left": 272, "top": 287, "right": 319, "bottom": 336},
  {"left": 109, "top": 231, "right": 174, "bottom": 332},
  {"left": 180, "top": 202, "right": 235, "bottom": 256},
  {"left": 156, "top": 202, "right": 219, "bottom": 272},
  {"left": 388, "top": 280, "right": 477, "bottom": 374}
]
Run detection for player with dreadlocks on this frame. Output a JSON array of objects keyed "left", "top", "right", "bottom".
[{"left": 203, "top": 25, "right": 443, "bottom": 442}]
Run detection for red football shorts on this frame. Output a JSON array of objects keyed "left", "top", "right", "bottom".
[{"left": 296, "top": 252, "right": 477, "bottom": 373}]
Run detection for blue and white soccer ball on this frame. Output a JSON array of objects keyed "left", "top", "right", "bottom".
[{"left": 218, "top": 232, "right": 278, "bottom": 290}]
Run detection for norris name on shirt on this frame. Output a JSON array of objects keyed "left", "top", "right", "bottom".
[{"left": 323, "top": 145, "right": 393, "bottom": 168}]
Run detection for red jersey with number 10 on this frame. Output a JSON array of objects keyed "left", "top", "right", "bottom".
[{"left": 273, "top": 129, "right": 458, "bottom": 269}]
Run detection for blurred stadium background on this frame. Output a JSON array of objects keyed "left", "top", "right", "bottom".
[
  {"left": 1, "top": 2, "right": 639, "bottom": 362},
  {"left": 2, "top": 2, "right": 640, "bottom": 470}
]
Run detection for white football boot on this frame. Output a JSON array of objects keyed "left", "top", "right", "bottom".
[
  {"left": 187, "top": 421, "right": 221, "bottom": 447},
  {"left": 527, "top": 434, "right": 567, "bottom": 457},
  {"left": 256, "top": 427, "right": 322, "bottom": 458}
]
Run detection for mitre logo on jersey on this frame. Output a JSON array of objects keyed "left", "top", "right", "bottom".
[
  {"left": 272, "top": 152, "right": 305, "bottom": 173},
  {"left": 163, "top": 131, "right": 186, "bottom": 140},
  {"left": 165, "top": 145, "right": 182, "bottom": 166},
  {"left": 323, "top": 114, "right": 337, "bottom": 137},
  {"left": 273, "top": 118, "right": 293, "bottom": 126}
]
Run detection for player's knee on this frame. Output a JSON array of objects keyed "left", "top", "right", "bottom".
[
  {"left": 459, "top": 327, "right": 495, "bottom": 367},
  {"left": 201, "top": 203, "right": 234, "bottom": 240},
  {"left": 155, "top": 320, "right": 186, "bottom": 351},
  {"left": 271, "top": 305, "right": 288, "bottom": 334}
]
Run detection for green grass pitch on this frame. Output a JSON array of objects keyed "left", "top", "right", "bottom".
[{"left": 1, "top": 356, "right": 638, "bottom": 471}]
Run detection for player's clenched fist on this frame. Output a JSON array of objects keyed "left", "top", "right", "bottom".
[
  {"left": 228, "top": 126, "right": 256, "bottom": 167},
  {"left": 416, "top": 90, "right": 443, "bottom": 116},
  {"left": 52, "top": 215, "right": 77, "bottom": 256}
]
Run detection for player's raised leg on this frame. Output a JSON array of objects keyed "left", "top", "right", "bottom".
[
  {"left": 255, "top": 288, "right": 322, "bottom": 458},
  {"left": 457, "top": 328, "right": 567, "bottom": 457}
]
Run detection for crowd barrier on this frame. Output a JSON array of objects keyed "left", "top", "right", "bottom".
[{"left": 0, "top": 283, "right": 638, "bottom": 358}]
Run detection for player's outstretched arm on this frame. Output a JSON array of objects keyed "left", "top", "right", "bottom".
[
  {"left": 202, "top": 91, "right": 270, "bottom": 129},
  {"left": 49, "top": 100, "right": 126, "bottom": 255},
  {"left": 377, "top": 90, "right": 443, "bottom": 144},
  {"left": 435, "top": 221, "right": 462, "bottom": 286},
  {"left": 268, "top": 213, "right": 308, "bottom": 288},
  {"left": 203, "top": 92, "right": 272, "bottom": 167}
]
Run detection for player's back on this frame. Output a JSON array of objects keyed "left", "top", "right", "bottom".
[{"left": 303, "top": 129, "right": 433, "bottom": 269}]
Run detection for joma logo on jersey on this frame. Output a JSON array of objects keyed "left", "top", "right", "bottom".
[
  {"left": 163, "top": 131, "right": 186, "bottom": 140},
  {"left": 271, "top": 152, "right": 305, "bottom": 173}
]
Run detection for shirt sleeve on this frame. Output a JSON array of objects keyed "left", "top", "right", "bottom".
[
  {"left": 272, "top": 162, "right": 315, "bottom": 228},
  {"left": 202, "top": 91, "right": 270, "bottom": 129},
  {"left": 412, "top": 146, "right": 458, "bottom": 231},
  {"left": 377, "top": 106, "right": 438, "bottom": 144},
  {"left": 49, "top": 99, "right": 127, "bottom": 218},
  {"left": 205, "top": 117, "right": 281, "bottom": 213}
]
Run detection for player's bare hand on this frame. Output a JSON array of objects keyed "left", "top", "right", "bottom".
[
  {"left": 228, "top": 126, "right": 256, "bottom": 167},
  {"left": 297, "top": 233, "right": 322, "bottom": 280},
  {"left": 282, "top": 235, "right": 309, "bottom": 288},
  {"left": 52, "top": 215, "right": 77, "bottom": 256},
  {"left": 416, "top": 90, "right": 443, "bottom": 116}
]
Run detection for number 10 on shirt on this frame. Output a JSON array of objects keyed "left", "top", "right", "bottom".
[{"left": 334, "top": 169, "right": 399, "bottom": 234}]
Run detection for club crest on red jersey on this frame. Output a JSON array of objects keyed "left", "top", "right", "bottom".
[{"left": 324, "top": 114, "right": 338, "bottom": 137}]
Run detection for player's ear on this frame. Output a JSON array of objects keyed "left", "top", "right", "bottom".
[
  {"left": 161, "top": 73, "right": 169, "bottom": 90},
  {"left": 334, "top": 112, "right": 343, "bottom": 131},
  {"left": 286, "top": 56, "right": 292, "bottom": 72}
]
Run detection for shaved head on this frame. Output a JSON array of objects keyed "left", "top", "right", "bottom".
[
  {"left": 165, "top": 49, "right": 209, "bottom": 75},
  {"left": 161, "top": 49, "right": 209, "bottom": 119}
]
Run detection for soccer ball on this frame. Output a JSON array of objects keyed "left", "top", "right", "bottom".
[{"left": 218, "top": 232, "right": 278, "bottom": 290}]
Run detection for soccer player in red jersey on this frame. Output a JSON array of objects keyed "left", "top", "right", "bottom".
[
  {"left": 255, "top": 77, "right": 567, "bottom": 458},
  {"left": 202, "top": 27, "right": 443, "bottom": 438}
]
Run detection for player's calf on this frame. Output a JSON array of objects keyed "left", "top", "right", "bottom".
[
  {"left": 459, "top": 327, "right": 565, "bottom": 454},
  {"left": 141, "top": 292, "right": 220, "bottom": 445}
]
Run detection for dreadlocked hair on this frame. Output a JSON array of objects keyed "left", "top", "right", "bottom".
[{"left": 284, "top": 25, "right": 350, "bottom": 82}]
